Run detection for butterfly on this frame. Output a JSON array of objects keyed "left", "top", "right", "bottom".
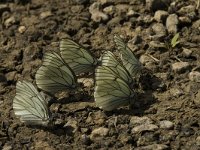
[
  {"left": 60, "top": 38, "right": 98, "bottom": 75},
  {"left": 114, "top": 35, "right": 143, "bottom": 77},
  {"left": 13, "top": 81, "right": 50, "bottom": 126},
  {"left": 35, "top": 52, "right": 77, "bottom": 94},
  {"left": 94, "top": 51, "right": 135, "bottom": 111},
  {"left": 101, "top": 51, "right": 133, "bottom": 85}
]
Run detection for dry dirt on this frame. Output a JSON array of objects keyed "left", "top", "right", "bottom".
[{"left": 0, "top": 0, "right": 200, "bottom": 149}]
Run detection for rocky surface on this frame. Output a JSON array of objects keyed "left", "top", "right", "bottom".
[{"left": 0, "top": 0, "right": 200, "bottom": 149}]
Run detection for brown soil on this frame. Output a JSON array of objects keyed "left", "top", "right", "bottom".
[{"left": 0, "top": 0, "right": 200, "bottom": 149}]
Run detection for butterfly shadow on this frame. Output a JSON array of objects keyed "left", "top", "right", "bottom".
[{"left": 105, "top": 70, "right": 166, "bottom": 116}]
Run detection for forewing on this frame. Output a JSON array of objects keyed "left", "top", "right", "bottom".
[
  {"left": 101, "top": 51, "right": 133, "bottom": 85},
  {"left": 94, "top": 66, "right": 134, "bottom": 111},
  {"left": 114, "top": 35, "right": 143, "bottom": 76},
  {"left": 35, "top": 52, "right": 77, "bottom": 94},
  {"left": 13, "top": 81, "right": 50, "bottom": 126},
  {"left": 60, "top": 39, "right": 98, "bottom": 75}
]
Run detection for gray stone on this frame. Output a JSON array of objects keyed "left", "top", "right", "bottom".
[
  {"left": 64, "top": 119, "right": 78, "bottom": 133},
  {"left": 77, "top": 78, "right": 94, "bottom": 88},
  {"left": 154, "top": 10, "right": 168, "bottom": 23},
  {"left": 130, "top": 116, "right": 153, "bottom": 127},
  {"left": 89, "top": 2, "right": 108, "bottom": 22},
  {"left": 131, "top": 124, "right": 158, "bottom": 134},
  {"left": 90, "top": 127, "right": 109, "bottom": 141},
  {"left": 189, "top": 71, "right": 200, "bottom": 83},
  {"left": 159, "top": 120, "right": 174, "bottom": 129},
  {"left": 2, "top": 143, "right": 12, "bottom": 150},
  {"left": 152, "top": 23, "right": 166, "bottom": 36},
  {"left": 166, "top": 14, "right": 179, "bottom": 34},
  {"left": 149, "top": 41, "right": 166, "bottom": 49},
  {"left": 139, "top": 55, "right": 154, "bottom": 65},
  {"left": 171, "top": 62, "right": 190, "bottom": 73}
]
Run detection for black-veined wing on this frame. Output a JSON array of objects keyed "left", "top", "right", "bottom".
[
  {"left": 101, "top": 51, "right": 133, "bottom": 85},
  {"left": 114, "top": 35, "right": 143, "bottom": 77},
  {"left": 35, "top": 52, "right": 77, "bottom": 94},
  {"left": 13, "top": 81, "right": 50, "bottom": 126},
  {"left": 60, "top": 38, "right": 98, "bottom": 75},
  {"left": 94, "top": 65, "right": 135, "bottom": 111}
]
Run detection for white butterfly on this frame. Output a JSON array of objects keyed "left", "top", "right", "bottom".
[
  {"left": 60, "top": 38, "right": 98, "bottom": 75},
  {"left": 13, "top": 81, "right": 50, "bottom": 126},
  {"left": 114, "top": 35, "right": 143, "bottom": 77},
  {"left": 35, "top": 52, "right": 77, "bottom": 94},
  {"left": 101, "top": 51, "right": 133, "bottom": 85},
  {"left": 94, "top": 51, "right": 135, "bottom": 111}
]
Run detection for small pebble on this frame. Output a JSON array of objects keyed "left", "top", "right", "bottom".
[
  {"left": 4, "top": 16, "right": 16, "bottom": 28},
  {"left": 40, "top": 11, "right": 53, "bottom": 19},
  {"left": 166, "top": 14, "right": 179, "bottom": 34},
  {"left": 78, "top": 78, "right": 94, "bottom": 88},
  {"left": 5, "top": 71, "right": 17, "bottom": 82},
  {"left": 131, "top": 124, "right": 158, "bottom": 134},
  {"left": 90, "top": 11, "right": 108, "bottom": 22},
  {"left": 182, "top": 48, "right": 192, "bottom": 57},
  {"left": 103, "top": 5, "right": 115, "bottom": 15},
  {"left": 139, "top": 55, "right": 154, "bottom": 65},
  {"left": 2, "top": 143, "right": 12, "bottom": 150},
  {"left": 178, "top": 5, "right": 195, "bottom": 15},
  {"left": 64, "top": 119, "right": 78, "bottom": 133},
  {"left": 196, "top": 136, "right": 200, "bottom": 146},
  {"left": 159, "top": 120, "right": 174, "bottom": 129},
  {"left": 151, "top": 23, "right": 166, "bottom": 36},
  {"left": 149, "top": 41, "right": 166, "bottom": 49},
  {"left": 154, "top": 10, "right": 168, "bottom": 23},
  {"left": 130, "top": 116, "right": 153, "bottom": 127},
  {"left": 171, "top": 62, "right": 190, "bottom": 73},
  {"left": 89, "top": 2, "right": 109, "bottom": 22},
  {"left": 188, "top": 71, "right": 200, "bottom": 83},
  {"left": 192, "top": 19, "right": 200, "bottom": 29},
  {"left": 90, "top": 127, "right": 109, "bottom": 141},
  {"left": 170, "top": 88, "right": 183, "bottom": 97},
  {"left": 18, "top": 26, "right": 26, "bottom": 34}
]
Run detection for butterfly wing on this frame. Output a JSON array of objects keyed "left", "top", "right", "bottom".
[
  {"left": 13, "top": 81, "right": 50, "bottom": 126},
  {"left": 101, "top": 51, "right": 133, "bottom": 85},
  {"left": 94, "top": 66, "right": 135, "bottom": 111},
  {"left": 35, "top": 52, "right": 77, "bottom": 94},
  {"left": 114, "top": 35, "right": 143, "bottom": 76},
  {"left": 60, "top": 39, "right": 98, "bottom": 75}
]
